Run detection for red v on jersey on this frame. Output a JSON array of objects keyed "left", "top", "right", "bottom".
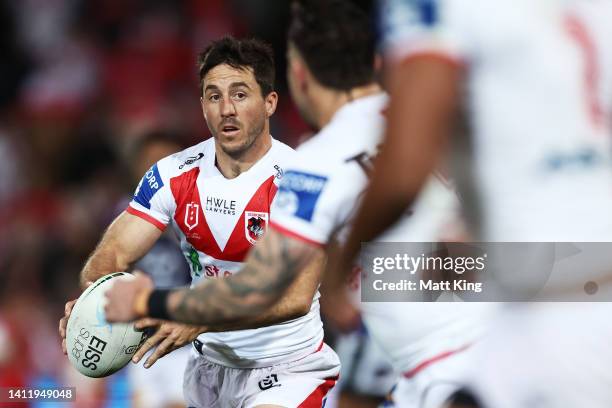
[{"left": 171, "top": 167, "right": 278, "bottom": 262}]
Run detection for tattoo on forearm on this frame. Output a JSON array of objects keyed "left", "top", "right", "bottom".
[{"left": 168, "top": 231, "right": 316, "bottom": 326}]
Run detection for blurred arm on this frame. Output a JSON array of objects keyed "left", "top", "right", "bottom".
[
  {"left": 164, "top": 228, "right": 322, "bottom": 326},
  {"left": 204, "top": 252, "right": 324, "bottom": 331},
  {"left": 339, "top": 56, "right": 463, "bottom": 270},
  {"left": 80, "top": 211, "right": 162, "bottom": 289}
]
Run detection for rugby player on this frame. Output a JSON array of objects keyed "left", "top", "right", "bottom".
[
  {"left": 61, "top": 37, "right": 339, "bottom": 408},
  {"left": 341, "top": 1, "right": 612, "bottom": 407}
]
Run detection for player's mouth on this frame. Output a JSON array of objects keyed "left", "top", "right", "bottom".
[{"left": 220, "top": 124, "right": 241, "bottom": 137}]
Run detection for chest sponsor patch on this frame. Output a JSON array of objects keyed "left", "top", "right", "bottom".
[
  {"left": 133, "top": 164, "right": 164, "bottom": 209},
  {"left": 276, "top": 170, "right": 328, "bottom": 222}
]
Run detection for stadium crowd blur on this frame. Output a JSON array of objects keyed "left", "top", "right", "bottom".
[{"left": 0, "top": 1, "right": 355, "bottom": 406}]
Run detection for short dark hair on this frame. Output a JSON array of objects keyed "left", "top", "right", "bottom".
[
  {"left": 197, "top": 36, "right": 275, "bottom": 97},
  {"left": 288, "top": 0, "right": 375, "bottom": 91}
]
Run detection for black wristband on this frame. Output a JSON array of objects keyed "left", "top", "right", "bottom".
[{"left": 147, "top": 289, "right": 172, "bottom": 320}]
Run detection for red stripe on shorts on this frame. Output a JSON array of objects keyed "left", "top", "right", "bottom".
[{"left": 298, "top": 376, "right": 339, "bottom": 407}]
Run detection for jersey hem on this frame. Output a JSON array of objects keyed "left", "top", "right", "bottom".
[{"left": 194, "top": 335, "right": 325, "bottom": 369}]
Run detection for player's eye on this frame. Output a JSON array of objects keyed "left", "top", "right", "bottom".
[
  {"left": 208, "top": 94, "right": 220, "bottom": 102},
  {"left": 233, "top": 91, "right": 247, "bottom": 100}
]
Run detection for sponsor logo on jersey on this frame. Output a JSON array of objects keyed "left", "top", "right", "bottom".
[
  {"left": 204, "top": 264, "right": 233, "bottom": 278},
  {"left": 258, "top": 374, "right": 280, "bottom": 390},
  {"left": 276, "top": 170, "right": 328, "bottom": 222},
  {"left": 274, "top": 164, "right": 284, "bottom": 179},
  {"left": 133, "top": 164, "right": 164, "bottom": 209},
  {"left": 205, "top": 196, "right": 237, "bottom": 215},
  {"left": 185, "top": 202, "right": 200, "bottom": 230},
  {"left": 179, "top": 152, "right": 204, "bottom": 169},
  {"left": 544, "top": 148, "right": 604, "bottom": 171},
  {"left": 187, "top": 245, "right": 203, "bottom": 277},
  {"left": 245, "top": 211, "right": 268, "bottom": 244}
]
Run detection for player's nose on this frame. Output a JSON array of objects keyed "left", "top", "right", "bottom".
[{"left": 220, "top": 99, "right": 237, "bottom": 117}]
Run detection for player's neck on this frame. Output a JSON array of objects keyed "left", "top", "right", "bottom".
[
  {"left": 214, "top": 132, "right": 273, "bottom": 179},
  {"left": 315, "top": 82, "right": 382, "bottom": 129}
]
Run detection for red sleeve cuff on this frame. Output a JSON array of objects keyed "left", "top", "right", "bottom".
[
  {"left": 269, "top": 221, "right": 325, "bottom": 248},
  {"left": 126, "top": 206, "right": 167, "bottom": 231}
]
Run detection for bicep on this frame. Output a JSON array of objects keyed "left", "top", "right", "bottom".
[
  {"left": 227, "top": 228, "right": 323, "bottom": 307},
  {"left": 166, "top": 227, "right": 323, "bottom": 325},
  {"left": 101, "top": 211, "right": 164, "bottom": 266}
]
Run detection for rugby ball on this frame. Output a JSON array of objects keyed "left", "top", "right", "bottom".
[{"left": 66, "top": 272, "right": 146, "bottom": 378}]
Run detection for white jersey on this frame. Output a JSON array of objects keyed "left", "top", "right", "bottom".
[
  {"left": 272, "top": 94, "right": 490, "bottom": 374},
  {"left": 381, "top": 0, "right": 612, "bottom": 241},
  {"left": 128, "top": 137, "right": 324, "bottom": 368}
]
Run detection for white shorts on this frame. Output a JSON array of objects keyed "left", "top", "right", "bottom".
[
  {"left": 183, "top": 342, "right": 340, "bottom": 408},
  {"left": 460, "top": 303, "right": 612, "bottom": 408},
  {"left": 385, "top": 344, "right": 476, "bottom": 408},
  {"left": 127, "top": 344, "right": 191, "bottom": 408}
]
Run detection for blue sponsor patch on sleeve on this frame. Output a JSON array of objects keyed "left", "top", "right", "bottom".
[
  {"left": 133, "top": 164, "right": 164, "bottom": 209},
  {"left": 276, "top": 170, "right": 328, "bottom": 222},
  {"left": 379, "top": 0, "right": 439, "bottom": 45}
]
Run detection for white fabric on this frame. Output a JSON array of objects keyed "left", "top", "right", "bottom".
[
  {"left": 183, "top": 343, "right": 340, "bottom": 408},
  {"left": 380, "top": 0, "right": 612, "bottom": 242}
]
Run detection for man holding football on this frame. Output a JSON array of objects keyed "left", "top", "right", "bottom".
[{"left": 60, "top": 37, "right": 339, "bottom": 408}]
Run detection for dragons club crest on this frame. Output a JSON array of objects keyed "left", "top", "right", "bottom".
[{"left": 245, "top": 211, "right": 268, "bottom": 244}]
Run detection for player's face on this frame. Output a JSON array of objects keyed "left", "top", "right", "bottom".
[
  {"left": 286, "top": 44, "right": 319, "bottom": 130},
  {"left": 201, "top": 64, "right": 277, "bottom": 158}
]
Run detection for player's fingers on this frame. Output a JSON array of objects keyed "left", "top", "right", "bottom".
[
  {"left": 134, "top": 317, "right": 160, "bottom": 331},
  {"left": 62, "top": 338, "right": 67, "bottom": 355},
  {"left": 144, "top": 336, "right": 176, "bottom": 368},
  {"left": 65, "top": 299, "right": 76, "bottom": 316},
  {"left": 132, "top": 331, "right": 163, "bottom": 363},
  {"left": 59, "top": 316, "right": 67, "bottom": 338}
]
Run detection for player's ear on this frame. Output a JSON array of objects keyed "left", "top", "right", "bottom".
[{"left": 264, "top": 91, "right": 278, "bottom": 118}]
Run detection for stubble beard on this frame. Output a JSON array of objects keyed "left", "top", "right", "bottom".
[{"left": 216, "top": 116, "right": 266, "bottom": 159}]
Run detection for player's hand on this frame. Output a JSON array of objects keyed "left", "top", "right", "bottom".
[
  {"left": 59, "top": 281, "right": 92, "bottom": 355},
  {"left": 59, "top": 299, "right": 77, "bottom": 355},
  {"left": 104, "top": 272, "right": 154, "bottom": 323},
  {"left": 131, "top": 318, "right": 204, "bottom": 368}
]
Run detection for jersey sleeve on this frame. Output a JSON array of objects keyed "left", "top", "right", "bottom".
[
  {"left": 126, "top": 158, "right": 176, "bottom": 231},
  {"left": 271, "top": 165, "right": 360, "bottom": 247},
  {"left": 379, "top": 0, "right": 476, "bottom": 65}
]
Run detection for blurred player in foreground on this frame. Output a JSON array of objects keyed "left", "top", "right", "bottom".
[
  {"left": 61, "top": 37, "right": 339, "bottom": 407},
  {"left": 105, "top": 1, "right": 491, "bottom": 406},
  {"left": 336, "top": 1, "right": 612, "bottom": 407}
]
